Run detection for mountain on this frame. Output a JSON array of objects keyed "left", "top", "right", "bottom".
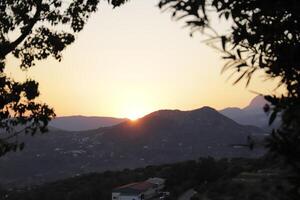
[
  {"left": 0, "top": 107, "right": 265, "bottom": 187},
  {"left": 220, "top": 96, "right": 279, "bottom": 129},
  {"left": 49, "top": 116, "right": 125, "bottom": 131},
  {"left": 244, "top": 95, "right": 268, "bottom": 111}
]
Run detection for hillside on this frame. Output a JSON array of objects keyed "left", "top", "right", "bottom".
[
  {"left": 49, "top": 116, "right": 125, "bottom": 131},
  {"left": 0, "top": 107, "right": 265, "bottom": 187},
  {"left": 3, "top": 157, "right": 274, "bottom": 200}
]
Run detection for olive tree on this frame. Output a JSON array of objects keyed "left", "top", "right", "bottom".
[
  {"left": 0, "top": 0, "right": 127, "bottom": 156},
  {"left": 158, "top": 0, "right": 300, "bottom": 197}
]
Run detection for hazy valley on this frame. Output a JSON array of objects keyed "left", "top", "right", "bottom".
[{"left": 0, "top": 97, "right": 269, "bottom": 187}]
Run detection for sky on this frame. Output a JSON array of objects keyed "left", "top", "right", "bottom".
[{"left": 5, "top": 0, "right": 283, "bottom": 119}]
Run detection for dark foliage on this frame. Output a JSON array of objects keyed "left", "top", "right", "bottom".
[
  {"left": 2, "top": 157, "right": 268, "bottom": 200},
  {"left": 158, "top": 0, "right": 300, "bottom": 197},
  {"left": 0, "top": 74, "right": 55, "bottom": 155},
  {"left": 0, "top": 0, "right": 127, "bottom": 156}
]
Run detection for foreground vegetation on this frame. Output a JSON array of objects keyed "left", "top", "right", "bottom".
[{"left": 1, "top": 156, "right": 283, "bottom": 200}]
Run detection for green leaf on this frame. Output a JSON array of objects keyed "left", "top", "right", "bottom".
[
  {"left": 237, "top": 49, "right": 241, "bottom": 59},
  {"left": 224, "top": 12, "right": 230, "bottom": 19},
  {"left": 233, "top": 70, "right": 247, "bottom": 85},
  {"left": 221, "top": 36, "right": 227, "bottom": 51},
  {"left": 269, "top": 111, "right": 277, "bottom": 125}
]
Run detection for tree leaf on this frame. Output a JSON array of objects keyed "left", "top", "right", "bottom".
[
  {"left": 221, "top": 36, "right": 227, "bottom": 51},
  {"left": 269, "top": 111, "right": 277, "bottom": 125}
]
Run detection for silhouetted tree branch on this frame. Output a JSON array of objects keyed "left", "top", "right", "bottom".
[
  {"left": 0, "top": 0, "right": 42, "bottom": 59},
  {"left": 158, "top": 0, "right": 300, "bottom": 198},
  {"left": 0, "top": 0, "right": 127, "bottom": 156}
]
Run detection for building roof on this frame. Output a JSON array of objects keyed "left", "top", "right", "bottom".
[
  {"left": 113, "top": 181, "right": 155, "bottom": 195},
  {"left": 147, "top": 177, "right": 165, "bottom": 185}
]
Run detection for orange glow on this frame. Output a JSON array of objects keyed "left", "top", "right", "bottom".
[
  {"left": 114, "top": 89, "right": 154, "bottom": 121},
  {"left": 4, "top": 1, "right": 283, "bottom": 118},
  {"left": 123, "top": 106, "right": 149, "bottom": 121},
  {"left": 127, "top": 113, "right": 142, "bottom": 121}
]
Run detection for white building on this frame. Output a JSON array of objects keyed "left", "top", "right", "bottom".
[
  {"left": 146, "top": 178, "right": 165, "bottom": 191},
  {"left": 112, "top": 178, "right": 165, "bottom": 200}
]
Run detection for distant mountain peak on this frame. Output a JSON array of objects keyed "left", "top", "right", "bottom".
[
  {"left": 127, "top": 106, "right": 235, "bottom": 129},
  {"left": 220, "top": 95, "right": 276, "bottom": 128},
  {"left": 144, "top": 106, "right": 219, "bottom": 119},
  {"left": 144, "top": 109, "right": 181, "bottom": 118},
  {"left": 244, "top": 95, "right": 267, "bottom": 110},
  {"left": 192, "top": 106, "right": 218, "bottom": 112}
]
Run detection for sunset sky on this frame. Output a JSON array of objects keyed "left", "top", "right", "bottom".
[{"left": 5, "top": 0, "right": 283, "bottom": 119}]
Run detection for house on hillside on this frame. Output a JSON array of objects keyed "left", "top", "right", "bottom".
[{"left": 112, "top": 177, "right": 165, "bottom": 200}]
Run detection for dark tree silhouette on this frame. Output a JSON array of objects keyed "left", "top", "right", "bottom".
[
  {"left": 0, "top": 0, "right": 126, "bottom": 156},
  {"left": 158, "top": 0, "right": 300, "bottom": 197}
]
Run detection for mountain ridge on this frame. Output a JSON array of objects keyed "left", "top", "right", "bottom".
[{"left": 0, "top": 106, "right": 266, "bottom": 187}]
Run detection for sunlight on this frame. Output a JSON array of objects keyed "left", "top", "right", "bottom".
[
  {"left": 115, "top": 89, "right": 155, "bottom": 121},
  {"left": 123, "top": 104, "right": 151, "bottom": 121},
  {"left": 126, "top": 111, "right": 145, "bottom": 121}
]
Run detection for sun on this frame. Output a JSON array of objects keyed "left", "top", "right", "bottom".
[
  {"left": 122, "top": 105, "right": 151, "bottom": 121},
  {"left": 126, "top": 111, "right": 145, "bottom": 121},
  {"left": 117, "top": 92, "right": 153, "bottom": 121}
]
